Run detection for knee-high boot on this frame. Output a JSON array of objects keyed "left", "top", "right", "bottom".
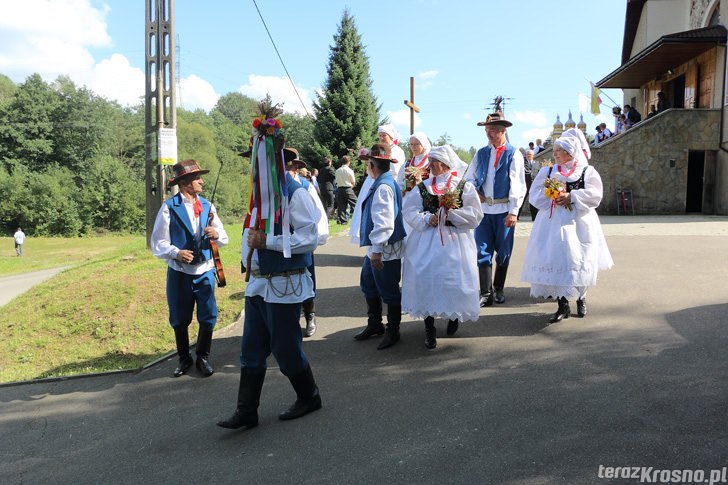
[
  {"left": 217, "top": 369, "right": 266, "bottom": 429},
  {"left": 354, "top": 297, "right": 385, "bottom": 340},
  {"left": 302, "top": 298, "right": 317, "bottom": 337},
  {"left": 377, "top": 303, "right": 401, "bottom": 350},
  {"left": 424, "top": 317, "right": 437, "bottom": 349},
  {"left": 173, "top": 326, "right": 193, "bottom": 377},
  {"left": 493, "top": 264, "right": 509, "bottom": 304},
  {"left": 195, "top": 326, "right": 214, "bottom": 377},
  {"left": 479, "top": 265, "right": 494, "bottom": 307},
  {"left": 279, "top": 365, "right": 322, "bottom": 420}
]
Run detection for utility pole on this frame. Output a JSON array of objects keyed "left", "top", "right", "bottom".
[{"left": 144, "top": 0, "right": 177, "bottom": 247}]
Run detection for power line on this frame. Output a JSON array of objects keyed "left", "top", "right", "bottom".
[{"left": 251, "top": 0, "right": 312, "bottom": 117}]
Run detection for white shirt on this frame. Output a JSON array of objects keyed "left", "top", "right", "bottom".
[
  {"left": 151, "top": 194, "right": 229, "bottom": 275},
  {"left": 242, "top": 187, "right": 319, "bottom": 303},
  {"left": 389, "top": 144, "right": 407, "bottom": 190},
  {"left": 292, "top": 172, "right": 329, "bottom": 246},
  {"left": 465, "top": 144, "right": 527, "bottom": 215},
  {"left": 14, "top": 230, "right": 25, "bottom": 245},
  {"left": 363, "top": 182, "right": 403, "bottom": 261},
  {"left": 335, "top": 165, "right": 356, "bottom": 188}
]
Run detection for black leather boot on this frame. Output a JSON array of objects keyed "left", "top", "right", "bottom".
[
  {"left": 576, "top": 298, "right": 587, "bottom": 318},
  {"left": 479, "top": 266, "right": 494, "bottom": 307},
  {"left": 446, "top": 319, "right": 459, "bottom": 336},
  {"left": 195, "top": 326, "right": 214, "bottom": 377},
  {"left": 302, "top": 298, "right": 316, "bottom": 337},
  {"left": 217, "top": 369, "right": 266, "bottom": 429},
  {"left": 424, "top": 317, "right": 437, "bottom": 349},
  {"left": 493, "top": 264, "right": 509, "bottom": 304},
  {"left": 354, "top": 298, "right": 385, "bottom": 340},
  {"left": 279, "top": 365, "right": 322, "bottom": 420},
  {"left": 377, "top": 303, "right": 401, "bottom": 350},
  {"left": 173, "top": 326, "right": 193, "bottom": 377},
  {"left": 549, "top": 297, "right": 571, "bottom": 324}
]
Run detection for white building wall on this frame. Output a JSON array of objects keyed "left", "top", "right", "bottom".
[{"left": 631, "top": 0, "right": 689, "bottom": 58}]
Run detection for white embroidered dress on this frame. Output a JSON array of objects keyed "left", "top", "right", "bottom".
[
  {"left": 401, "top": 173, "right": 484, "bottom": 322},
  {"left": 520, "top": 162, "right": 613, "bottom": 299}
]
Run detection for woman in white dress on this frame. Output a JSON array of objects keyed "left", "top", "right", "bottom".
[
  {"left": 521, "top": 128, "right": 613, "bottom": 323},
  {"left": 401, "top": 145, "right": 484, "bottom": 349},
  {"left": 403, "top": 132, "right": 431, "bottom": 193}
]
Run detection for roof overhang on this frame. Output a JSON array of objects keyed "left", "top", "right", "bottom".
[{"left": 597, "top": 25, "right": 727, "bottom": 89}]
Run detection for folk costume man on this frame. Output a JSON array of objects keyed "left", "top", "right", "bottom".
[
  {"left": 218, "top": 102, "right": 322, "bottom": 430},
  {"left": 349, "top": 124, "right": 406, "bottom": 245},
  {"left": 151, "top": 159, "right": 229, "bottom": 378},
  {"left": 353, "top": 143, "right": 406, "bottom": 350},
  {"left": 284, "top": 148, "right": 329, "bottom": 338},
  {"left": 464, "top": 112, "right": 526, "bottom": 306}
]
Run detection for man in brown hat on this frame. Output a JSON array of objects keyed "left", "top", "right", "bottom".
[
  {"left": 464, "top": 112, "right": 526, "bottom": 306},
  {"left": 352, "top": 143, "right": 406, "bottom": 350},
  {"left": 151, "top": 159, "right": 229, "bottom": 378}
]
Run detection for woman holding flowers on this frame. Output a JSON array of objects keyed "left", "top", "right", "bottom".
[
  {"left": 521, "top": 128, "right": 613, "bottom": 324},
  {"left": 403, "top": 132, "right": 432, "bottom": 193},
  {"left": 401, "top": 145, "right": 484, "bottom": 349}
]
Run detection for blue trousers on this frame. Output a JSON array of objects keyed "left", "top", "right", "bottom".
[
  {"left": 166, "top": 267, "right": 217, "bottom": 330},
  {"left": 360, "top": 256, "right": 401, "bottom": 305},
  {"left": 240, "top": 295, "right": 309, "bottom": 376},
  {"left": 474, "top": 212, "right": 514, "bottom": 268}
]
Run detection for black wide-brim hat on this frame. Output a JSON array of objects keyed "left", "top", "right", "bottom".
[
  {"left": 168, "top": 159, "right": 210, "bottom": 186},
  {"left": 477, "top": 111, "right": 513, "bottom": 128}
]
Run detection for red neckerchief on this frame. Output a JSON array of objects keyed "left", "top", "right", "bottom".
[
  {"left": 557, "top": 161, "right": 578, "bottom": 178},
  {"left": 430, "top": 172, "right": 453, "bottom": 195},
  {"left": 493, "top": 145, "right": 506, "bottom": 169},
  {"left": 193, "top": 198, "right": 203, "bottom": 219},
  {"left": 409, "top": 153, "right": 428, "bottom": 168}
]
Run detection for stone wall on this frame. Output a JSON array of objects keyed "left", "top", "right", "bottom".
[{"left": 535, "top": 108, "right": 722, "bottom": 215}]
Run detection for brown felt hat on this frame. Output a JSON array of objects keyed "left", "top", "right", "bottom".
[
  {"left": 360, "top": 142, "right": 396, "bottom": 163},
  {"left": 477, "top": 111, "right": 513, "bottom": 128},
  {"left": 168, "top": 159, "right": 209, "bottom": 186},
  {"left": 284, "top": 147, "right": 307, "bottom": 169}
]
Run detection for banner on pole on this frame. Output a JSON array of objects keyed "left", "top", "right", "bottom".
[{"left": 158, "top": 128, "right": 178, "bottom": 166}]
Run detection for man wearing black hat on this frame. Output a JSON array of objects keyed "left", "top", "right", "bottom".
[
  {"left": 352, "top": 143, "right": 407, "bottom": 350},
  {"left": 464, "top": 112, "right": 526, "bottom": 306},
  {"left": 151, "top": 159, "right": 229, "bottom": 378}
]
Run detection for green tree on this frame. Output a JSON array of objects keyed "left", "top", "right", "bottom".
[
  {"left": 213, "top": 92, "right": 259, "bottom": 126},
  {"left": 0, "top": 74, "right": 60, "bottom": 173},
  {"left": 0, "top": 74, "right": 16, "bottom": 106},
  {"left": 313, "top": 9, "right": 380, "bottom": 160},
  {"left": 281, "top": 113, "right": 317, "bottom": 166}
]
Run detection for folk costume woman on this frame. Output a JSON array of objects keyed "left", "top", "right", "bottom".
[
  {"left": 403, "top": 131, "right": 432, "bottom": 193},
  {"left": 401, "top": 145, "right": 484, "bottom": 349},
  {"left": 520, "top": 128, "right": 613, "bottom": 324}
]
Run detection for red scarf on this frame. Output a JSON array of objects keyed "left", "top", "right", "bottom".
[
  {"left": 493, "top": 145, "right": 506, "bottom": 169},
  {"left": 193, "top": 198, "right": 203, "bottom": 219}
]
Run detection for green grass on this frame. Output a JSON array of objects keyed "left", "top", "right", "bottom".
[{"left": 0, "top": 219, "right": 349, "bottom": 384}]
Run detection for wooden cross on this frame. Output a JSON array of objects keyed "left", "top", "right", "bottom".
[{"left": 403, "top": 76, "right": 420, "bottom": 135}]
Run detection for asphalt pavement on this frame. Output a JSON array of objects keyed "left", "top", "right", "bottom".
[{"left": 1, "top": 216, "right": 727, "bottom": 484}]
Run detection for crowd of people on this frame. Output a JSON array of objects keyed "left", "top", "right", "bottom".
[{"left": 150, "top": 110, "right": 613, "bottom": 433}]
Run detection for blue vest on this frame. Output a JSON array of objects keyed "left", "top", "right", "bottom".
[
  {"left": 359, "top": 171, "right": 406, "bottom": 247},
  {"left": 257, "top": 173, "right": 313, "bottom": 275},
  {"left": 473, "top": 143, "right": 516, "bottom": 199},
  {"left": 165, "top": 193, "right": 212, "bottom": 264}
]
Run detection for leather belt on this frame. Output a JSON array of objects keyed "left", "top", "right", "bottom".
[
  {"left": 251, "top": 268, "right": 306, "bottom": 279},
  {"left": 483, "top": 196, "right": 509, "bottom": 206}
]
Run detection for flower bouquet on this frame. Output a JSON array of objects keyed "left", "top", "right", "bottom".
[
  {"left": 404, "top": 165, "right": 426, "bottom": 192},
  {"left": 543, "top": 177, "right": 571, "bottom": 217},
  {"left": 435, "top": 186, "right": 463, "bottom": 245}
]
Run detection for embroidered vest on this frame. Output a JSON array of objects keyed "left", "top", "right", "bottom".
[
  {"left": 359, "top": 171, "right": 406, "bottom": 247},
  {"left": 417, "top": 179, "right": 466, "bottom": 227},
  {"left": 165, "top": 194, "right": 211, "bottom": 264},
  {"left": 473, "top": 143, "right": 516, "bottom": 199},
  {"left": 548, "top": 166, "right": 589, "bottom": 192},
  {"left": 256, "top": 174, "right": 313, "bottom": 275}
]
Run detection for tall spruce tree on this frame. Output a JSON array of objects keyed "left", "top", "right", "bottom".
[{"left": 313, "top": 9, "right": 379, "bottom": 160}]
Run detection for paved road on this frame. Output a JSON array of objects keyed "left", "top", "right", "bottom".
[
  {"left": 1, "top": 216, "right": 727, "bottom": 484},
  {"left": 0, "top": 266, "right": 70, "bottom": 306}
]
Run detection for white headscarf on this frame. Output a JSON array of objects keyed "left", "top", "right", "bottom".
[
  {"left": 428, "top": 145, "right": 465, "bottom": 171},
  {"left": 554, "top": 128, "right": 590, "bottom": 167},
  {"left": 378, "top": 124, "right": 401, "bottom": 144},
  {"left": 409, "top": 132, "right": 432, "bottom": 154}
]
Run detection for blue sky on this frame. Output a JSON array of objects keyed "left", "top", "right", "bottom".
[{"left": 0, "top": 0, "right": 627, "bottom": 151}]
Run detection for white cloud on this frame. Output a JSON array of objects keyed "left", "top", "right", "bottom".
[
  {"left": 179, "top": 74, "right": 219, "bottom": 112},
  {"left": 87, "top": 54, "right": 144, "bottom": 106},
  {"left": 519, "top": 127, "right": 551, "bottom": 144},
  {"left": 238, "top": 75, "right": 313, "bottom": 115},
  {"left": 0, "top": 0, "right": 111, "bottom": 80},
  {"left": 511, "top": 110, "right": 549, "bottom": 126},
  {"left": 387, "top": 108, "right": 420, "bottom": 139},
  {"left": 417, "top": 70, "right": 438, "bottom": 88},
  {"left": 463, "top": 112, "right": 472, "bottom": 120}
]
